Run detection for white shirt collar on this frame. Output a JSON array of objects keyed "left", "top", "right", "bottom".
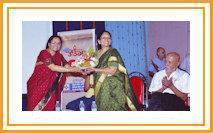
[{"left": 163, "top": 68, "right": 181, "bottom": 80}]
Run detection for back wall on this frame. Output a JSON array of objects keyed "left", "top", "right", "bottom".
[{"left": 148, "top": 21, "right": 190, "bottom": 64}]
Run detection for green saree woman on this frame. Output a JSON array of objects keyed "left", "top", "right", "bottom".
[{"left": 85, "top": 48, "right": 141, "bottom": 111}]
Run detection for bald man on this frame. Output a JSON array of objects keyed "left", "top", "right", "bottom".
[
  {"left": 147, "top": 52, "right": 190, "bottom": 111},
  {"left": 149, "top": 47, "right": 166, "bottom": 77}
]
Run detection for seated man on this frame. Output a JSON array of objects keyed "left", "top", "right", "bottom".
[
  {"left": 147, "top": 52, "right": 190, "bottom": 111},
  {"left": 149, "top": 47, "right": 166, "bottom": 77}
]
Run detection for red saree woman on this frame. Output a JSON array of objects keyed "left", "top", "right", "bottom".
[{"left": 27, "top": 36, "right": 81, "bottom": 111}]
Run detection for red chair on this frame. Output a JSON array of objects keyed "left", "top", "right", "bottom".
[
  {"left": 184, "top": 97, "right": 190, "bottom": 111},
  {"left": 129, "top": 72, "right": 148, "bottom": 111},
  {"left": 185, "top": 97, "right": 190, "bottom": 106}
]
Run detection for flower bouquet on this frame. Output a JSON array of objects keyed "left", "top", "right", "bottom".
[{"left": 75, "top": 46, "right": 98, "bottom": 69}]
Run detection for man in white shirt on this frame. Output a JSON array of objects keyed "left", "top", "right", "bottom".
[
  {"left": 149, "top": 47, "right": 166, "bottom": 77},
  {"left": 147, "top": 52, "right": 190, "bottom": 111}
]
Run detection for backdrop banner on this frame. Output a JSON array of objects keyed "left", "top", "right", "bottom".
[{"left": 58, "top": 29, "right": 96, "bottom": 91}]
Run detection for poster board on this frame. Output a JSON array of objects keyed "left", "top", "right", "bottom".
[{"left": 58, "top": 29, "right": 96, "bottom": 91}]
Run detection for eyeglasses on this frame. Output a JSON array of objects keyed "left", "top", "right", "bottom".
[
  {"left": 50, "top": 42, "right": 61, "bottom": 45},
  {"left": 100, "top": 37, "right": 111, "bottom": 40}
]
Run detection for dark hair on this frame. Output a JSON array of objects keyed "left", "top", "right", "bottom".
[
  {"left": 45, "top": 35, "right": 63, "bottom": 49},
  {"left": 157, "top": 47, "right": 164, "bottom": 53},
  {"left": 156, "top": 47, "right": 165, "bottom": 56},
  {"left": 97, "top": 30, "right": 112, "bottom": 40},
  {"left": 97, "top": 31, "right": 112, "bottom": 49}
]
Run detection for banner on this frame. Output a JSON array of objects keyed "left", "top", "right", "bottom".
[{"left": 58, "top": 29, "right": 96, "bottom": 91}]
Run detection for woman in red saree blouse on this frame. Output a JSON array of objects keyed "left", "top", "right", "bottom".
[{"left": 27, "top": 35, "right": 81, "bottom": 111}]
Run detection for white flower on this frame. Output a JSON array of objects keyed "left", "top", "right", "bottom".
[
  {"left": 90, "top": 61, "right": 95, "bottom": 66},
  {"left": 91, "top": 57, "right": 98, "bottom": 62}
]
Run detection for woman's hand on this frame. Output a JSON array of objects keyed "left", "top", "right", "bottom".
[
  {"left": 80, "top": 68, "right": 96, "bottom": 75},
  {"left": 86, "top": 67, "right": 96, "bottom": 73},
  {"left": 81, "top": 70, "right": 90, "bottom": 75}
]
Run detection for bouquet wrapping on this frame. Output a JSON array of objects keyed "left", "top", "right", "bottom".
[{"left": 75, "top": 46, "right": 98, "bottom": 69}]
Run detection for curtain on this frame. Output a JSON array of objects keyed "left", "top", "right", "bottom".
[
  {"left": 105, "top": 21, "right": 149, "bottom": 82},
  {"left": 53, "top": 21, "right": 105, "bottom": 36}
]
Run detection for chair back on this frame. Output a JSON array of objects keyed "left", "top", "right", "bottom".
[
  {"left": 129, "top": 72, "right": 148, "bottom": 110},
  {"left": 130, "top": 76, "right": 144, "bottom": 105}
]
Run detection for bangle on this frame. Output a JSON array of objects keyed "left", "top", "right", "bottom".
[{"left": 66, "top": 69, "right": 69, "bottom": 72}]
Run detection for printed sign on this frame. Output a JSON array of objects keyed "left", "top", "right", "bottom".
[{"left": 58, "top": 29, "right": 96, "bottom": 91}]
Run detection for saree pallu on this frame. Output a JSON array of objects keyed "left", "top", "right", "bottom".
[
  {"left": 27, "top": 50, "right": 66, "bottom": 111},
  {"left": 92, "top": 48, "right": 141, "bottom": 111}
]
